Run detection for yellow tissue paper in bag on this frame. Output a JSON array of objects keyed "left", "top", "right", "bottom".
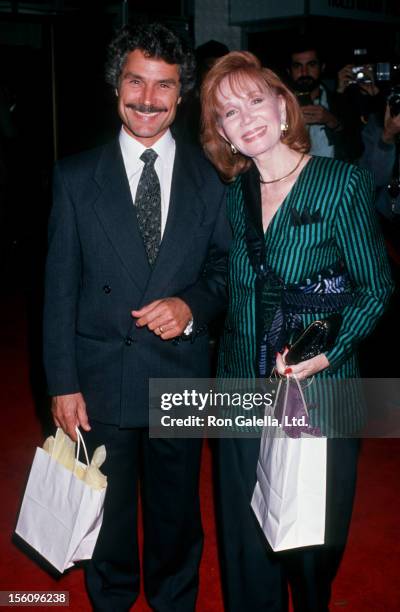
[{"left": 42, "top": 428, "right": 107, "bottom": 490}]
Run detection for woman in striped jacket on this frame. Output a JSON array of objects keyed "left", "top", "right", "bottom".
[{"left": 201, "top": 51, "right": 393, "bottom": 612}]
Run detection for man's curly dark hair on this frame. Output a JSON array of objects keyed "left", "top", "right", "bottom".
[{"left": 105, "top": 23, "right": 196, "bottom": 97}]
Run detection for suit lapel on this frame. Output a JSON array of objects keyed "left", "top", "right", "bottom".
[
  {"left": 91, "top": 139, "right": 206, "bottom": 302},
  {"left": 141, "top": 143, "right": 205, "bottom": 302},
  {"left": 92, "top": 140, "right": 151, "bottom": 293}
]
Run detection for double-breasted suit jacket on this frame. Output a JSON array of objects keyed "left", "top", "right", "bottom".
[{"left": 43, "top": 138, "right": 229, "bottom": 426}]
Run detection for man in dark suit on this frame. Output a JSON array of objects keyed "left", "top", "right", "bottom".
[{"left": 43, "top": 23, "right": 229, "bottom": 611}]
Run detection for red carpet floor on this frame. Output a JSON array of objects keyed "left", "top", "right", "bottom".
[{"left": 1, "top": 294, "right": 399, "bottom": 611}]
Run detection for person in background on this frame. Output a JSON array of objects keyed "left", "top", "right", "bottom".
[
  {"left": 196, "top": 40, "right": 230, "bottom": 84},
  {"left": 201, "top": 50, "right": 393, "bottom": 612},
  {"left": 357, "top": 100, "right": 400, "bottom": 377},
  {"left": 337, "top": 59, "right": 383, "bottom": 126},
  {"left": 359, "top": 100, "right": 400, "bottom": 218},
  {"left": 43, "top": 23, "right": 230, "bottom": 611},
  {"left": 174, "top": 39, "right": 229, "bottom": 143},
  {"left": 287, "top": 37, "right": 361, "bottom": 161}
]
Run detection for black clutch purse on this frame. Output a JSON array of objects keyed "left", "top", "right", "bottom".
[{"left": 285, "top": 314, "right": 342, "bottom": 366}]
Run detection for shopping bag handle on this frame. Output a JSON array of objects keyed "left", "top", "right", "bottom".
[
  {"left": 292, "top": 374, "right": 309, "bottom": 417},
  {"left": 74, "top": 426, "right": 90, "bottom": 472},
  {"left": 272, "top": 374, "right": 309, "bottom": 419}
]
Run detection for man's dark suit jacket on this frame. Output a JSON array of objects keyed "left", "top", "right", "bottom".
[{"left": 43, "top": 138, "right": 230, "bottom": 427}]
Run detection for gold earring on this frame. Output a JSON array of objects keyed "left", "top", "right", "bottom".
[
  {"left": 280, "top": 121, "right": 289, "bottom": 135},
  {"left": 230, "top": 143, "right": 238, "bottom": 155}
]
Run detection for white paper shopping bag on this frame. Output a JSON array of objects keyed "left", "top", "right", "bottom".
[
  {"left": 15, "top": 428, "right": 107, "bottom": 573},
  {"left": 251, "top": 376, "right": 327, "bottom": 552}
]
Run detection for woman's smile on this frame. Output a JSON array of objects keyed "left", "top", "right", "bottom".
[{"left": 241, "top": 125, "right": 268, "bottom": 142}]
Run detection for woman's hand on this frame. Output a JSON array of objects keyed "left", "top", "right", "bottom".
[{"left": 275, "top": 348, "right": 330, "bottom": 381}]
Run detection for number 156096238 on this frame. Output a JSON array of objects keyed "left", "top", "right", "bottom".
[{"left": 0, "top": 592, "right": 69, "bottom": 606}]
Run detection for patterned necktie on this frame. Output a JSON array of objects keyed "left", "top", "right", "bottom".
[{"left": 134, "top": 148, "right": 161, "bottom": 266}]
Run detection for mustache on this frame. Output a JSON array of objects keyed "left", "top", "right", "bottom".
[
  {"left": 294, "top": 76, "right": 318, "bottom": 94},
  {"left": 296, "top": 77, "right": 315, "bottom": 85},
  {"left": 126, "top": 103, "right": 167, "bottom": 113}
]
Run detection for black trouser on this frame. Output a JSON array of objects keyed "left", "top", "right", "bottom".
[
  {"left": 215, "top": 437, "right": 359, "bottom": 612},
  {"left": 214, "top": 438, "right": 288, "bottom": 612},
  {"left": 281, "top": 438, "right": 360, "bottom": 612},
  {"left": 84, "top": 422, "right": 203, "bottom": 612}
]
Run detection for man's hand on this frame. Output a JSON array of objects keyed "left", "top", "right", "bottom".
[
  {"left": 132, "top": 297, "right": 193, "bottom": 340},
  {"left": 337, "top": 64, "right": 355, "bottom": 93},
  {"left": 275, "top": 348, "right": 330, "bottom": 381},
  {"left": 51, "top": 392, "right": 91, "bottom": 441},
  {"left": 301, "top": 104, "right": 339, "bottom": 129},
  {"left": 382, "top": 103, "right": 400, "bottom": 144},
  {"left": 337, "top": 64, "right": 379, "bottom": 96}
]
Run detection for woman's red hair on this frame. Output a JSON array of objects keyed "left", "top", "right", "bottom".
[{"left": 201, "top": 51, "right": 310, "bottom": 181}]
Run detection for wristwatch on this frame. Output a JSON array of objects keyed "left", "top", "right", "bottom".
[{"left": 183, "top": 319, "right": 194, "bottom": 336}]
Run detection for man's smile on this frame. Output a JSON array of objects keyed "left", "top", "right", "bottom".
[{"left": 126, "top": 103, "right": 168, "bottom": 115}]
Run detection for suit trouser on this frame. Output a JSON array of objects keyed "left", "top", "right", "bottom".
[
  {"left": 84, "top": 422, "right": 203, "bottom": 612},
  {"left": 215, "top": 437, "right": 359, "bottom": 612}
]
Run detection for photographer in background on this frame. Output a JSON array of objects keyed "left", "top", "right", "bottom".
[
  {"left": 337, "top": 63, "right": 379, "bottom": 100},
  {"left": 287, "top": 37, "right": 361, "bottom": 161},
  {"left": 357, "top": 94, "right": 400, "bottom": 378},
  {"left": 337, "top": 53, "right": 384, "bottom": 126},
  {"left": 359, "top": 97, "right": 400, "bottom": 220}
]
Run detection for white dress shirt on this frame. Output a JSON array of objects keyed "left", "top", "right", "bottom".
[
  {"left": 119, "top": 127, "right": 176, "bottom": 237},
  {"left": 308, "top": 85, "right": 335, "bottom": 159}
]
